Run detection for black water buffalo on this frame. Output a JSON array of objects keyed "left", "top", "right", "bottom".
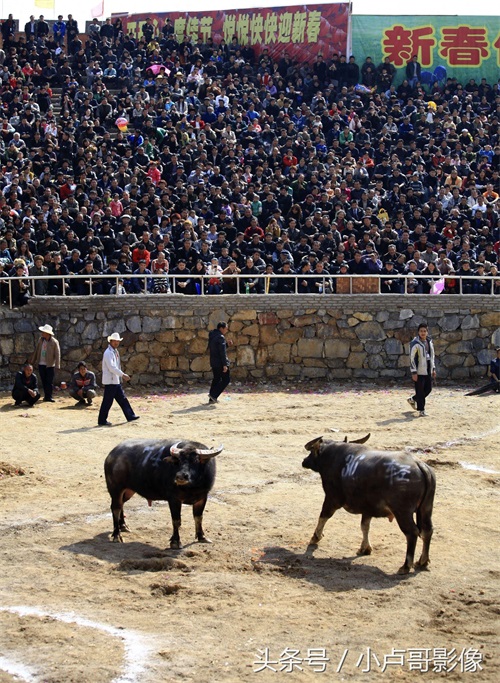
[
  {"left": 104, "top": 439, "right": 223, "bottom": 548},
  {"left": 302, "top": 434, "right": 436, "bottom": 574}
]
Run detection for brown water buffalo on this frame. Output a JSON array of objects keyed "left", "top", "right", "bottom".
[
  {"left": 104, "top": 438, "right": 223, "bottom": 548},
  {"left": 302, "top": 434, "right": 436, "bottom": 574}
]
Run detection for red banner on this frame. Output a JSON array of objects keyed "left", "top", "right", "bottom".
[{"left": 118, "top": 4, "right": 349, "bottom": 63}]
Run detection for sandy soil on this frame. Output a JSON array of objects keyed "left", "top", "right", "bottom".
[{"left": 0, "top": 381, "right": 499, "bottom": 682}]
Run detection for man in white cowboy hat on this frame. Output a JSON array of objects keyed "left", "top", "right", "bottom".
[
  {"left": 31, "top": 324, "right": 61, "bottom": 402},
  {"left": 97, "top": 332, "right": 139, "bottom": 426}
]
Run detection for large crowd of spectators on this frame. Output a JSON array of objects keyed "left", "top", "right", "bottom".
[{"left": 0, "top": 12, "right": 499, "bottom": 307}]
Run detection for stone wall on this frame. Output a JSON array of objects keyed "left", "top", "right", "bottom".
[{"left": 0, "top": 294, "right": 499, "bottom": 388}]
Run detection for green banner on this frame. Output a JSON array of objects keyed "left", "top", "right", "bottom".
[{"left": 351, "top": 15, "right": 500, "bottom": 88}]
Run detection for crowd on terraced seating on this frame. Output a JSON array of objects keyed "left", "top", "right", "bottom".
[{"left": 0, "top": 12, "right": 499, "bottom": 306}]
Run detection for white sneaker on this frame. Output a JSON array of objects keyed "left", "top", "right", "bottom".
[
  {"left": 407, "top": 397, "right": 417, "bottom": 411},
  {"left": 419, "top": 410, "right": 427, "bottom": 417}
]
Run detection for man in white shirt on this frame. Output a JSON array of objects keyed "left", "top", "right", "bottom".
[
  {"left": 97, "top": 332, "right": 139, "bottom": 426},
  {"left": 471, "top": 196, "right": 487, "bottom": 214}
]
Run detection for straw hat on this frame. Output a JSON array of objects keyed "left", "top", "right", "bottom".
[
  {"left": 107, "top": 332, "right": 123, "bottom": 342},
  {"left": 39, "top": 324, "right": 54, "bottom": 335}
]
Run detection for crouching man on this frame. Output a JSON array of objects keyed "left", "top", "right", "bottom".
[
  {"left": 70, "top": 361, "right": 97, "bottom": 405},
  {"left": 12, "top": 363, "right": 41, "bottom": 406}
]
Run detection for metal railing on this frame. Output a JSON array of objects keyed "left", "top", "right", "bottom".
[{"left": 1, "top": 272, "right": 498, "bottom": 308}]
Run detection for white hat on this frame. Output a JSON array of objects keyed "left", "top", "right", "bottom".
[
  {"left": 39, "top": 324, "right": 54, "bottom": 335},
  {"left": 107, "top": 332, "right": 123, "bottom": 342}
]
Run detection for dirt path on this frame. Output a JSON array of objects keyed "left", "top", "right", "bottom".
[{"left": 0, "top": 383, "right": 499, "bottom": 682}]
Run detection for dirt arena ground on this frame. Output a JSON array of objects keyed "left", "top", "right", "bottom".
[{"left": 0, "top": 382, "right": 498, "bottom": 682}]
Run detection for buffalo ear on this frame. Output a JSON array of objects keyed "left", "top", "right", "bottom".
[
  {"left": 348, "top": 433, "right": 371, "bottom": 444},
  {"left": 304, "top": 436, "right": 323, "bottom": 452},
  {"left": 163, "top": 455, "right": 177, "bottom": 464}
]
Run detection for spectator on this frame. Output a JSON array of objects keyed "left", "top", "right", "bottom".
[
  {"left": 1, "top": 14, "right": 15, "bottom": 47},
  {"left": 206, "top": 257, "right": 223, "bottom": 295},
  {"left": 69, "top": 361, "right": 97, "bottom": 405},
  {"left": 47, "top": 253, "right": 70, "bottom": 295},
  {"left": 405, "top": 56, "right": 421, "bottom": 88},
  {"left": 110, "top": 278, "right": 127, "bottom": 295},
  {"left": 29, "top": 255, "right": 49, "bottom": 296},
  {"left": 0, "top": 14, "right": 498, "bottom": 307},
  {"left": 53, "top": 16, "right": 66, "bottom": 47},
  {"left": 12, "top": 362, "right": 41, "bottom": 407},
  {"left": 10, "top": 263, "right": 30, "bottom": 306},
  {"left": 380, "top": 261, "right": 402, "bottom": 294},
  {"left": 31, "top": 324, "right": 61, "bottom": 403}
]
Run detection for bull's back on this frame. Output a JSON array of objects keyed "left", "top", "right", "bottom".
[
  {"left": 339, "top": 450, "right": 427, "bottom": 516},
  {"left": 104, "top": 439, "right": 175, "bottom": 498}
]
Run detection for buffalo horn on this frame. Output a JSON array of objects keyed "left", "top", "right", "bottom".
[
  {"left": 347, "top": 433, "right": 371, "bottom": 444},
  {"left": 195, "top": 444, "right": 224, "bottom": 460},
  {"left": 169, "top": 441, "right": 182, "bottom": 457},
  {"left": 304, "top": 436, "right": 324, "bottom": 451}
]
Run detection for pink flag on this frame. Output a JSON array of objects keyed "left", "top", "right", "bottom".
[
  {"left": 430, "top": 278, "right": 445, "bottom": 295},
  {"left": 91, "top": 1, "right": 104, "bottom": 18}
]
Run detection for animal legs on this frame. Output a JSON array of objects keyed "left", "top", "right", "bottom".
[
  {"left": 193, "top": 497, "right": 211, "bottom": 543},
  {"left": 357, "top": 515, "right": 373, "bottom": 555},
  {"left": 395, "top": 512, "right": 420, "bottom": 574},
  {"left": 168, "top": 499, "right": 182, "bottom": 549},
  {"left": 110, "top": 496, "right": 124, "bottom": 542},
  {"left": 119, "top": 489, "right": 135, "bottom": 532},
  {"left": 309, "top": 496, "right": 338, "bottom": 545},
  {"left": 415, "top": 514, "right": 433, "bottom": 569},
  {"left": 415, "top": 463, "right": 435, "bottom": 569}
]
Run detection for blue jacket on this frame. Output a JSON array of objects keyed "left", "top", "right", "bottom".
[{"left": 53, "top": 21, "right": 66, "bottom": 38}]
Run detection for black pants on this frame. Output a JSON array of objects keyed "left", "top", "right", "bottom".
[
  {"left": 39, "top": 365, "right": 55, "bottom": 400},
  {"left": 70, "top": 389, "right": 97, "bottom": 403},
  {"left": 98, "top": 384, "right": 135, "bottom": 423},
  {"left": 413, "top": 374, "right": 432, "bottom": 411},
  {"left": 209, "top": 367, "right": 230, "bottom": 400},
  {"left": 12, "top": 388, "right": 41, "bottom": 405}
]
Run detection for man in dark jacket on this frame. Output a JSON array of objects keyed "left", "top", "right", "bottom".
[
  {"left": 69, "top": 361, "right": 97, "bottom": 405},
  {"left": 406, "top": 55, "right": 421, "bottom": 88},
  {"left": 208, "top": 321, "right": 230, "bottom": 404},
  {"left": 12, "top": 363, "right": 41, "bottom": 406},
  {"left": 489, "top": 347, "right": 500, "bottom": 392},
  {"left": 36, "top": 15, "right": 50, "bottom": 42},
  {"left": 1, "top": 14, "right": 16, "bottom": 47},
  {"left": 24, "top": 15, "right": 37, "bottom": 41}
]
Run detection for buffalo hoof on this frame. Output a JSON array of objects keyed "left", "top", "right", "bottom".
[
  {"left": 357, "top": 545, "right": 372, "bottom": 556},
  {"left": 111, "top": 533, "right": 123, "bottom": 543},
  {"left": 415, "top": 559, "right": 430, "bottom": 571},
  {"left": 197, "top": 536, "right": 212, "bottom": 544},
  {"left": 170, "top": 540, "right": 182, "bottom": 550},
  {"left": 397, "top": 564, "right": 411, "bottom": 575}
]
